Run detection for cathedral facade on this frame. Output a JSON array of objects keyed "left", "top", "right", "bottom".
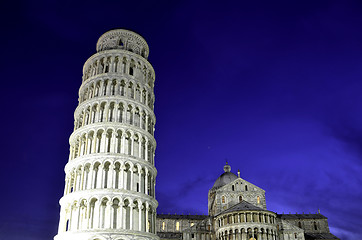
[
  {"left": 156, "top": 163, "right": 340, "bottom": 240},
  {"left": 55, "top": 29, "right": 339, "bottom": 240}
]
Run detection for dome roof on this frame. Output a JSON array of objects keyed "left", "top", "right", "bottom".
[{"left": 212, "top": 162, "right": 238, "bottom": 189}]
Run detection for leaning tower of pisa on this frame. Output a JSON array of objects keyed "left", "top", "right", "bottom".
[{"left": 54, "top": 29, "right": 158, "bottom": 240}]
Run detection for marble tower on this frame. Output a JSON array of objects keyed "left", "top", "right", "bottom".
[{"left": 55, "top": 29, "right": 158, "bottom": 240}]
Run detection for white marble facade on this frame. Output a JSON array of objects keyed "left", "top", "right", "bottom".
[{"left": 54, "top": 29, "right": 159, "bottom": 240}]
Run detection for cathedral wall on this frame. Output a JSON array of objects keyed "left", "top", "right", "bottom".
[
  {"left": 276, "top": 219, "right": 305, "bottom": 240},
  {"left": 282, "top": 218, "right": 330, "bottom": 233},
  {"left": 210, "top": 180, "right": 266, "bottom": 216},
  {"left": 156, "top": 215, "right": 208, "bottom": 233}
]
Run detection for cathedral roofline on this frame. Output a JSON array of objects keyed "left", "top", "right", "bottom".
[
  {"left": 215, "top": 200, "right": 275, "bottom": 216},
  {"left": 304, "top": 232, "right": 340, "bottom": 239},
  {"left": 157, "top": 214, "right": 209, "bottom": 220},
  {"left": 277, "top": 213, "right": 328, "bottom": 219}
]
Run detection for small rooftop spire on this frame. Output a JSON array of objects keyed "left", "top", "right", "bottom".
[
  {"left": 237, "top": 169, "right": 240, "bottom": 177},
  {"left": 224, "top": 161, "right": 231, "bottom": 172}
]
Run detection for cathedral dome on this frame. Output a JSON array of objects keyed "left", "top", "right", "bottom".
[{"left": 212, "top": 162, "right": 238, "bottom": 189}]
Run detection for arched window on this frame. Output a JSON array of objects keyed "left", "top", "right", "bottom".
[
  {"left": 245, "top": 185, "right": 248, "bottom": 191},
  {"left": 294, "top": 233, "right": 297, "bottom": 238},
  {"left": 257, "top": 196, "right": 260, "bottom": 204},
  {"left": 119, "top": 39, "right": 124, "bottom": 46},
  {"left": 314, "top": 221, "right": 318, "bottom": 230},
  {"left": 129, "top": 66, "right": 134, "bottom": 76},
  {"left": 222, "top": 196, "right": 225, "bottom": 203},
  {"left": 65, "top": 219, "right": 69, "bottom": 231},
  {"left": 176, "top": 221, "right": 180, "bottom": 231},
  {"left": 162, "top": 221, "right": 165, "bottom": 231},
  {"left": 298, "top": 221, "right": 302, "bottom": 228},
  {"left": 232, "top": 185, "right": 235, "bottom": 191},
  {"left": 239, "top": 196, "right": 242, "bottom": 202}
]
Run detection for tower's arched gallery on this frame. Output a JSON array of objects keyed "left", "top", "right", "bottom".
[{"left": 54, "top": 29, "right": 339, "bottom": 240}]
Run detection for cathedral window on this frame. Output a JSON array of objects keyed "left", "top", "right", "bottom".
[
  {"left": 298, "top": 222, "right": 302, "bottom": 228},
  {"left": 176, "top": 221, "right": 180, "bottom": 231},
  {"left": 222, "top": 196, "right": 226, "bottom": 203},
  {"left": 239, "top": 196, "right": 242, "bottom": 202},
  {"left": 295, "top": 233, "right": 297, "bottom": 238},
  {"left": 119, "top": 39, "right": 124, "bottom": 46},
  {"left": 245, "top": 185, "right": 248, "bottom": 191},
  {"left": 232, "top": 185, "right": 235, "bottom": 191},
  {"left": 162, "top": 221, "right": 165, "bottom": 230},
  {"left": 257, "top": 196, "right": 260, "bottom": 204},
  {"left": 314, "top": 221, "right": 318, "bottom": 230},
  {"left": 129, "top": 66, "right": 134, "bottom": 76},
  {"left": 192, "top": 234, "right": 195, "bottom": 238}
]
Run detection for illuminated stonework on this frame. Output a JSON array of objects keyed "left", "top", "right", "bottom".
[
  {"left": 54, "top": 29, "right": 158, "bottom": 240},
  {"left": 156, "top": 163, "right": 340, "bottom": 240}
]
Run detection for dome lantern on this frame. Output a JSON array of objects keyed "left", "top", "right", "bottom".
[{"left": 224, "top": 161, "right": 231, "bottom": 172}]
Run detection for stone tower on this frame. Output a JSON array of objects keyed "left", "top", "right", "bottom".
[{"left": 54, "top": 29, "right": 158, "bottom": 240}]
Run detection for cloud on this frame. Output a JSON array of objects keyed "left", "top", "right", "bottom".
[{"left": 325, "top": 119, "right": 362, "bottom": 165}]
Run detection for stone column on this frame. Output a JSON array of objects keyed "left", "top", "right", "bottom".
[
  {"left": 121, "top": 134, "right": 126, "bottom": 154},
  {"left": 138, "top": 204, "right": 143, "bottom": 231},
  {"left": 111, "top": 132, "right": 117, "bottom": 152},
  {"left": 100, "top": 132, "right": 107, "bottom": 153},
  {"left": 87, "top": 136, "right": 92, "bottom": 154},
  {"left": 108, "top": 163, "right": 114, "bottom": 189},
  {"left": 130, "top": 135, "right": 134, "bottom": 156},
  {"left": 137, "top": 168, "right": 142, "bottom": 192},
  {"left": 96, "top": 164, "right": 103, "bottom": 189},
  {"left": 145, "top": 204, "right": 149, "bottom": 232},
  {"left": 108, "top": 81, "right": 113, "bottom": 95},
  {"left": 119, "top": 166, "right": 125, "bottom": 189},
  {"left": 129, "top": 203, "right": 135, "bottom": 230},
  {"left": 130, "top": 166, "right": 134, "bottom": 191},
  {"left": 93, "top": 201, "right": 101, "bottom": 229},
  {"left": 74, "top": 203, "right": 81, "bottom": 230},
  {"left": 88, "top": 165, "right": 95, "bottom": 189},
  {"left": 145, "top": 139, "right": 149, "bottom": 161},
  {"left": 73, "top": 171, "right": 78, "bottom": 192},
  {"left": 95, "top": 104, "right": 100, "bottom": 122},
  {"left": 79, "top": 166, "right": 85, "bottom": 191},
  {"left": 105, "top": 201, "right": 112, "bottom": 228},
  {"left": 87, "top": 201, "right": 93, "bottom": 229},
  {"left": 64, "top": 177, "right": 69, "bottom": 195},
  {"left": 68, "top": 206, "right": 74, "bottom": 231},
  {"left": 115, "top": 81, "right": 120, "bottom": 95},
  {"left": 117, "top": 202, "right": 123, "bottom": 229}
]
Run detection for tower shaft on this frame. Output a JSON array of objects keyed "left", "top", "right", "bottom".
[{"left": 55, "top": 29, "right": 158, "bottom": 240}]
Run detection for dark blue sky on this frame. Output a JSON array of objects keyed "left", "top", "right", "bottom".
[{"left": 1, "top": 0, "right": 362, "bottom": 239}]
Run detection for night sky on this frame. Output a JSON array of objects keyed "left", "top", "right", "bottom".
[{"left": 1, "top": 0, "right": 362, "bottom": 239}]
